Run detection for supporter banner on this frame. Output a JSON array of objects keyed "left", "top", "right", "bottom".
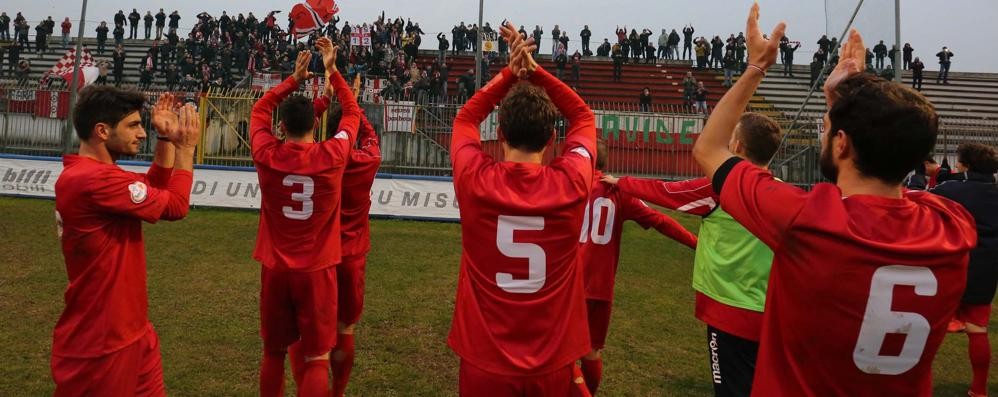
[
  {"left": 252, "top": 72, "right": 283, "bottom": 91},
  {"left": 35, "top": 91, "right": 71, "bottom": 119},
  {"left": 363, "top": 78, "right": 387, "bottom": 104},
  {"left": 350, "top": 25, "right": 372, "bottom": 48},
  {"left": 383, "top": 101, "right": 416, "bottom": 132},
  {"left": 595, "top": 110, "right": 704, "bottom": 149},
  {"left": 477, "top": 110, "right": 704, "bottom": 147},
  {"left": 0, "top": 156, "right": 460, "bottom": 221},
  {"left": 482, "top": 33, "right": 499, "bottom": 53},
  {"left": 5, "top": 89, "right": 38, "bottom": 113}
]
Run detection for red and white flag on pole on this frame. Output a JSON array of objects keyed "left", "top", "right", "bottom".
[
  {"left": 40, "top": 48, "right": 100, "bottom": 88},
  {"left": 290, "top": 0, "right": 340, "bottom": 38}
]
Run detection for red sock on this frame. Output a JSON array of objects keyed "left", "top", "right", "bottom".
[
  {"left": 298, "top": 359, "right": 330, "bottom": 397},
  {"left": 580, "top": 357, "right": 603, "bottom": 396},
  {"left": 259, "top": 351, "right": 286, "bottom": 397},
  {"left": 288, "top": 341, "right": 306, "bottom": 386},
  {"left": 968, "top": 332, "right": 991, "bottom": 395},
  {"left": 331, "top": 333, "right": 356, "bottom": 397}
]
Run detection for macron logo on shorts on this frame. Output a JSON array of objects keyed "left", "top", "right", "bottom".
[
  {"left": 128, "top": 181, "right": 148, "bottom": 204},
  {"left": 569, "top": 146, "right": 591, "bottom": 159},
  {"left": 335, "top": 131, "right": 349, "bottom": 140}
]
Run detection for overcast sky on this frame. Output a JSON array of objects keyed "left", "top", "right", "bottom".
[{"left": 9, "top": 0, "right": 998, "bottom": 72}]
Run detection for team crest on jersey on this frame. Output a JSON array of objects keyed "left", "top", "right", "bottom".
[
  {"left": 334, "top": 130, "right": 349, "bottom": 140},
  {"left": 570, "top": 147, "right": 591, "bottom": 159},
  {"left": 128, "top": 181, "right": 148, "bottom": 204}
]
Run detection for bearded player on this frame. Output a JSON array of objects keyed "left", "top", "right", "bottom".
[
  {"left": 692, "top": 5, "right": 976, "bottom": 396},
  {"left": 250, "top": 37, "right": 360, "bottom": 397},
  {"left": 578, "top": 140, "right": 698, "bottom": 395},
  {"left": 52, "top": 87, "right": 201, "bottom": 396},
  {"left": 448, "top": 22, "right": 594, "bottom": 396}
]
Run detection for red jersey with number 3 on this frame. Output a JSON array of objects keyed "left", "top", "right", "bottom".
[
  {"left": 447, "top": 67, "right": 597, "bottom": 376},
  {"left": 714, "top": 159, "right": 976, "bottom": 397},
  {"left": 580, "top": 171, "right": 697, "bottom": 301},
  {"left": 250, "top": 74, "right": 360, "bottom": 272}
]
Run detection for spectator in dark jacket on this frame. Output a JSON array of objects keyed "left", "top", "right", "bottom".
[
  {"left": 638, "top": 87, "right": 652, "bottom": 112},
  {"left": 155, "top": 9, "right": 166, "bottom": 39},
  {"left": 911, "top": 57, "right": 925, "bottom": 91},
  {"left": 936, "top": 46, "right": 954, "bottom": 84},
  {"left": 930, "top": 143, "right": 998, "bottom": 397},
  {"left": 128, "top": 9, "right": 140, "bottom": 39}
]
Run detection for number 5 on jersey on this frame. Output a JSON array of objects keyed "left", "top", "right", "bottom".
[
  {"left": 282, "top": 175, "right": 314, "bottom": 220},
  {"left": 496, "top": 216, "right": 546, "bottom": 294}
]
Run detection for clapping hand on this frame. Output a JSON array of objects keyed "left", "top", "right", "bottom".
[
  {"left": 745, "top": 2, "right": 786, "bottom": 72},
  {"left": 500, "top": 20, "right": 538, "bottom": 79},
  {"left": 150, "top": 93, "right": 181, "bottom": 142},
  {"left": 291, "top": 51, "right": 314, "bottom": 83},
  {"left": 824, "top": 29, "right": 866, "bottom": 108},
  {"left": 316, "top": 37, "right": 339, "bottom": 75},
  {"left": 174, "top": 103, "right": 201, "bottom": 150}
]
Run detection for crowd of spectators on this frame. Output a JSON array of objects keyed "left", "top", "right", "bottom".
[{"left": 0, "top": 9, "right": 961, "bottom": 104}]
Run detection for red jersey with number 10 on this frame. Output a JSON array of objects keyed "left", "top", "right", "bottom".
[
  {"left": 447, "top": 67, "right": 597, "bottom": 376},
  {"left": 715, "top": 159, "right": 976, "bottom": 397},
  {"left": 580, "top": 171, "right": 698, "bottom": 301},
  {"left": 250, "top": 73, "right": 360, "bottom": 272}
]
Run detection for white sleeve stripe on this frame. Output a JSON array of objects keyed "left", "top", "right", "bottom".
[
  {"left": 676, "top": 197, "right": 717, "bottom": 213},
  {"left": 660, "top": 181, "right": 713, "bottom": 195}
]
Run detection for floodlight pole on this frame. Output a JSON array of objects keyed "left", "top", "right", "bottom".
[
  {"left": 475, "top": 0, "right": 484, "bottom": 90},
  {"left": 63, "top": 0, "right": 88, "bottom": 154},
  {"left": 891, "top": 0, "right": 904, "bottom": 83}
]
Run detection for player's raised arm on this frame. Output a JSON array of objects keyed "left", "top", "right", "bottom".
[
  {"left": 693, "top": 3, "right": 784, "bottom": 180},
  {"left": 608, "top": 175, "right": 717, "bottom": 217},
  {"left": 147, "top": 92, "right": 179, "bottom": 188},
  {"left": 622, "top": 194, "right": 698, "bottom": 249},
  {"left": 320, "top": 37, "right": 361, "bottom": 153},
  {"left": 250, "top": 51, "right": 310, "bottom": 161}
]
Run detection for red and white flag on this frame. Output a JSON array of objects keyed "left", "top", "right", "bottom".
[
  {"left": 290, "top": 0, "right": 340, "bottom": 38},
  {"left": 40, "top": 48, "right": 100, "bottom": 88}
]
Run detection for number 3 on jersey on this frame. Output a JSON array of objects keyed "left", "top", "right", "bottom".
[
  {"left": 580, "top": 198, "right": 616, "bottom": 245},
  {"left": 853, "top": 265, "right": 937, "bottom": 375},
  {"left": 282, "top": 175, "right": 314, "bottom": 220}
]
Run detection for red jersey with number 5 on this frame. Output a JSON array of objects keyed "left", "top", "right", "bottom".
[
  {"left": 447, "top": 67, "right": 597, "bottom": 376},
  {"left": 714, "top": 159, "right": 976, "bottom": 397},
  {"left": 580, "top": 171, "right": 698, "bottom": 301},
  {"left": 250, "top": 74, "right": 360, "bottom": 272}
]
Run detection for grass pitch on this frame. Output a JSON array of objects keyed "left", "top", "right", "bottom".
[{"left": 0, "top": 196, "right": 993, "bottom": 396}]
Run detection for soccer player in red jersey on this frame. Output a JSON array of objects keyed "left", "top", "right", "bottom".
[
  {"left": 289, "top": 76, "right": 381, "bottom": 397},
  {"left": 250, "top": 38, "right": 360, "bottom": 397},
  {"left": 600, "top": 113, "right": 782, "bottom": 397},
  {"left": 691, "top": 5, "right": 977, "bottom": 396},
  {"left": 578, "top": 140, "right": 698, "bottom": 395},
  {"left": 53, "top": 87, "right": 201, "bottom": 396},
  {"left": 930, "top": 143, "right": 998, "bottom": 397},
  {"left": 448, "top": 22, "right": 594, "bottom": 396}
]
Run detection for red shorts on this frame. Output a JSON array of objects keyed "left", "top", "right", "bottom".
[
  {"left": 586, "top": 299, "right": 613, "bottom": 350},
  {"left": 956, "top": 303, "right": 992, "bottom": 328},
  {"left": 337, "top": 254, "right": 367, "bottom": 325},
  {"left": 458, "top": 360, "right": 590, "bottom": 397},
  {"left": 52, "top": 324, "right": 165, "bottom": 397},
  {"left": 260, "top": 266, "right": 337, "bottom": 357}
]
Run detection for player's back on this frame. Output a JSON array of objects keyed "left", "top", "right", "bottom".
[
  {"left": 254, "top": 141, "right": 348, "bottom": 271},
  {"left": 579, "top": 178, "right": 631, "bottom": 301},
  {"left": 749, "top": 184, "right": 977, "bottom": 396},
  {"left": 448, "top": 154, "right": 592, "bottom": 376},
  {"left": 340, "top": 121, "right": 381, "bottom": 257}
]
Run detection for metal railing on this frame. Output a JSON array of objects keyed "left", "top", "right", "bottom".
[{"left": 2, "top": 83, "right": 996, "bottom": 186}]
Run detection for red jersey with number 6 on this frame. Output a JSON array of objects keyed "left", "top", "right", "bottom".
[
  {"left": 447, "top": 67, "right": 597, "bottom": 376},
  {"left": 580, "top": 171, "right": 698, "bottom": 301},
  {"left": 250, "top": 74, "right": 360, "bottom": 272},
  {"left": 714, "top": 159, "right": 977, "bottom": 397}
]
